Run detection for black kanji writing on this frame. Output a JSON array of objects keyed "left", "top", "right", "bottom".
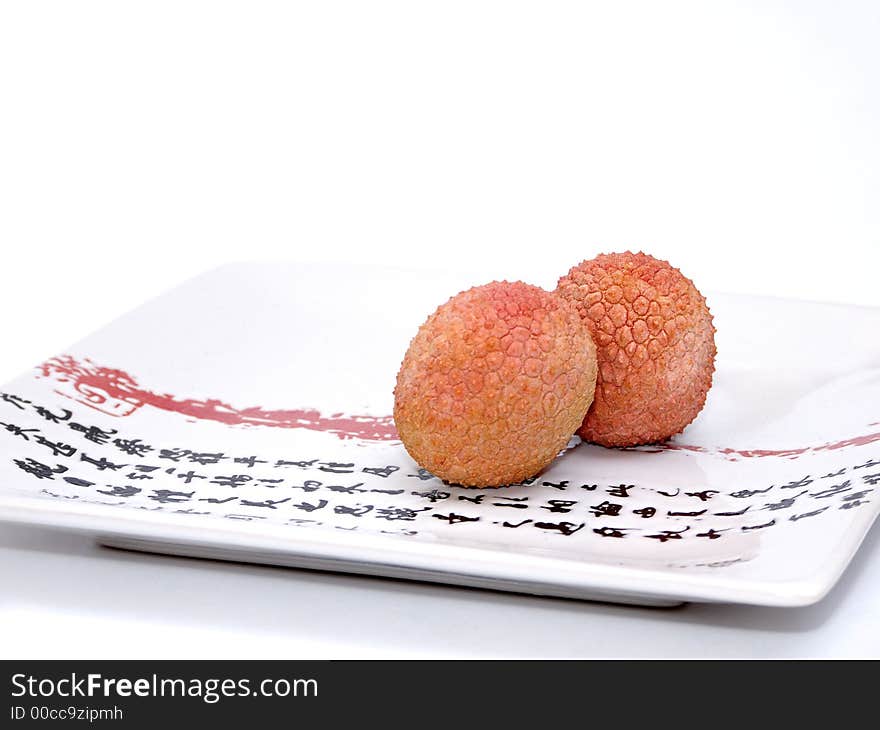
[
  {"left": 0, "top": 423, "right": 38, "bottom": 440},
  {"left": 319, "top": 462, "right": 354, "bottom": 474},
  {"left": 291, "top": 480, "right": 322, "bottom": 493},
  {"left": 0, "top": 393, "right": 30, "bottom": 410},
  {"left": 125, "top": 464, "right": 161, "bottom": 480},
  {"left": 811, "top": 481, "right": 851, "bottom": 499},
  {"left": 80, "top": 453, "right": 127, "bottom": 471},
  {"left": 411, "top": 489, "right": 450, "bottom": 503},
  {"left": 158, "top": 448, "right": 191, "bottom": 462},
  {"left": 333, "top": 504, "right": 374, "bottom": 517},
  {"left": 501, "top": 519, "right": 532, "bottom": 528},
  {"left": 326, "top": 483, "right": 367, "bottom": 494},
  {"left": 763, "top": 491, "right": 807, "bottom": 511},
  {"left": 492, "top": 496, "right": 529, "bottom": 508},
  {"left": 149, "top": 489, "right": 194, "bottom": 504},
  {"left": 291, "top": 499, "right": 329, "bottom": 512},
  {"left": 730, "top": 486, "right": 773, "bottom": 498},
  {"left": 112, "top": 438, "right": 153, "bottom": 457},
  {"left": 97, "top": 485, "right": 141, "bottom": 498},
  {"left": 646, "top": 527, "right": 690, "bottom": 542},
  {"left": 33, "top": 434, "right": 77, "bottom": 458},
  {"left": 742, "top": 519, "right": 776, "bottom": 531},
  {"left": 209, "top": 474, "right": 252, "bottom": 488},
  {"left": 240, "top": 498, "right": 290, "bottom": 509},
  {"left": 840, "top": 499, "right": 870, "bottom": 510},
  {"left": 789, "top": 506, "right": 829, "bottom": 522},
  {"left": 362, "top": 465, "right": 400, "bottom": 478},
  {"left": 375, "top": 506, "right": 431, "bottom": 521},
  {"left": 714, "top": 505, "right": 751, "bottom": 516},
  {"left": 275, "top": 459, "right": 318, "bottom": 469},
  {"left": 542, "top": 480, "right": 569, "bottom": 491},
  {"left": 685, "top": 490, "right": 719, "bottom": 502},
  {"left": 433, "top": 513, "right": 480, "bottom": 524},
  {"left": 607, "top": 484, "right": 634, "bottom": 498},
  {"left": 542, "top": 500, "right": 577, "bottom": 514},
  {"left": 68, "top": 423, "right": 117, "bottom": 444},
  {"left": 234, "top": 455, "right": 268, "bottom": 468},
  {"left": 292, "top": 499, "right": 329, "bottom": 513},
  {"left": 780, "top": 476, "right": 813, "bottom": 490},
  {"left": 656, "top": 488, "right": 680, "bottom": 497},
  {"left": 33, "top": 406, "right": 72, "bottom": 423},
  {"left": 63, "top": 476, "right": 94, "bottom": 487},
  {"left": 188, "top": 452, "right": 226, "bottom": 466},
  {"left": 533, "top": 521, "right": 585, "bottom": 536},
  {"left": 589, "top": 501, "right": 622, "bottom": 517}
]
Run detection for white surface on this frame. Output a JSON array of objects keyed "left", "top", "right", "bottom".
[
  {"left": 1, "top": 1, "right": 880, "bottom": 386},
  {"left": 1, "top": 1, "right": 879, "bottom": 656},
  {"left": 2, "top": 521, "right": 879, "bottom": 658}
]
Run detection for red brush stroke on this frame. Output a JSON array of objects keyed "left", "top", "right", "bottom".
[
  {"left": 35, "top": 355, "right": 879, "bottom": 455},
  {"left": 641, "top": 431, "right": 880, "bottom": 459},
  {"left": 37, "top": 356, "right": 398, "bottom": 442}
]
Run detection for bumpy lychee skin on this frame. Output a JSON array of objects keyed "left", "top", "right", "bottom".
[
  {"left": 556, "top": 252, "right": 716, "bottom": 447},
  {"left": 393, "top": 281, "right": 597, "bottom": 487}
]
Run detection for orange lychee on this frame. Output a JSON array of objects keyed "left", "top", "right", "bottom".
[
  {"left": 393, "top": 281, "right": 597, "bottom": 487},
  {"left": 556, "top": 252, "right": 716, "bottom": 447}
]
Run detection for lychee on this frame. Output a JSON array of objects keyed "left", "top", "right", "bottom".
[
  {"left": 556, "top": 252, "right": 716, "bottom": 447},
  {"left": 393, "top": 281, "right": 597, "bottom": 487}
]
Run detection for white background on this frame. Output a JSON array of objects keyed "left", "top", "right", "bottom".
[{"left": 1, "top": 1, "right": 878, "bottom": 657}]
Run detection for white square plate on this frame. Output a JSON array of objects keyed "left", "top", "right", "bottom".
[{"left": 1, "top": 263, "right": 878, "bottom": 607}]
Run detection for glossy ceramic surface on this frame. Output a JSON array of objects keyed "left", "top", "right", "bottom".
[{"left": 0, "top": 263, "right": 877, "bottom": 606}]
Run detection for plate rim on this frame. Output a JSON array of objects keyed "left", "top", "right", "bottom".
[{"left": 0, "top": 491, "right": 862, "bottom": 608}]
